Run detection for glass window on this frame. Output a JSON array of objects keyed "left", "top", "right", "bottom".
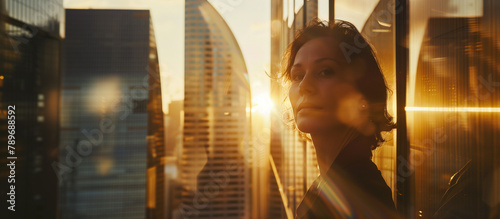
[
  {"left": 335, "top": 0, "right": 500, "bottom": 218},
  {"left": 406, "top": 0, "right": 500, "bottom": 218}
]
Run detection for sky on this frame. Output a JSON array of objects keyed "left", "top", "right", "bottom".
[{"left": 62, "top": 0, "right": 378, "bottom": 113}]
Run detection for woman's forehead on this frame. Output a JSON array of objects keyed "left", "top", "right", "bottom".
[{"left": 294, "top": 37, "right": 345, "bottom": 64}]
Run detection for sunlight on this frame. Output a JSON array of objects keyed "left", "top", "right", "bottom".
[
  {"left": 406, "top": 106, "right": 500, "bottom": 113},
  {"left": 86, "top": 76, "right": 122, "bottom": 114},
  {"left": 252, "top": 93, "right": 274, "bottom": 116}
]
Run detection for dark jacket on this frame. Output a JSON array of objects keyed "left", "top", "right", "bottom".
[
  {"left": 296, "top": 135, "right": 398, "bottom": 219},
  {"left": 433, "top": 159, "right": 499, "bottom": 219}
]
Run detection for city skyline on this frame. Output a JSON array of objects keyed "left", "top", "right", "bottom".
[
  {"left": 1, "top": 0, "right": 499, "bottom": 218},
  {"left": 62, "top": 0, "right": 377, "bottom": 114}
]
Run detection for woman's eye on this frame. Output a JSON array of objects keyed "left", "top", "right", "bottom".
[
  {"left": 319, "top": 69, "right": 334, "bottom": 77},
  {"left": 291, "top": 73, "right": 304, "bottom": 81}
]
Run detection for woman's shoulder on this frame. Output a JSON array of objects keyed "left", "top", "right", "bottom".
[
  {"left": 343, "top": 159, "right": 392, "bottom": 192},
  {"left": 331, "top": 159, "right": 394, "bottom": 202},
  {"left": 296, "top": 136, "right": 398, "bottom": 218},
  {"left": 296, "top": 162, "right": 398, "bottom": 219},
  {"left": 320, "top": 158, "right": 397, "bottom": 218}
]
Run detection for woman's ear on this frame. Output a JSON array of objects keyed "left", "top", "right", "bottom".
[
  {"left": 359, "top": 98, "right": 368, "bottom": 111},
  {"left": 338, "top": 93, "right": 374, "bottom": 135}
]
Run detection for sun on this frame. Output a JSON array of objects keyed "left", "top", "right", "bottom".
[{"left": 252, "top": 93, "right": 274, "bottom": 116}]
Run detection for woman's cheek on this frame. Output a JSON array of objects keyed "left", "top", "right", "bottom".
[{"left": 288, "top": 85, "right": 300, "bottom": 111}]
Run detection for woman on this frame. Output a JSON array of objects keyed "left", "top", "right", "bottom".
[{"left": 281, "top": 20, "right": 398, "bottom": 218}]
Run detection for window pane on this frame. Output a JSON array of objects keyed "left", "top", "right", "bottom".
[{"left": 407, "top": 0, "right": 500, "bottom": 218}]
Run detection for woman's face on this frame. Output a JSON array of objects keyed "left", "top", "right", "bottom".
[{"left": 289, "top": 37, "right": 369, "bottom": 134}]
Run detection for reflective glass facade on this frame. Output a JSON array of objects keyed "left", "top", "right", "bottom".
[
  {"left": 164, "top": 100, "right": 183, "bottom": 219},
  {"left": 4, "top": 0, "right": 63, "bottom": 36},
  {"left": 60, "top": 9, "right": 162, "bottom": 219},
  {"left": 336, "top": 0, "right": 500, "bottom": 218},
  {"left": 0, "top": 0, "right": 63, "bottom": 218},
  {"left": 146, "top": 15, "right": 166, "bottom": 219},
  {"left": 181, "top": 0, "right": 252, "bottom": 218},
  {"left": 407, "top": 1, "right": 500, "bottom": 217}
]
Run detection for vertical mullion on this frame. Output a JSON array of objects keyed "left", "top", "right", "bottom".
[
  {"left": 303, "top": 0, "right": 306, "bottom": 29},
  {"left": 329, "top": 0, "right": 334, "bottom": 22},
  {"left": 395, "top": 0, "right": 411, "bottom": 218}
]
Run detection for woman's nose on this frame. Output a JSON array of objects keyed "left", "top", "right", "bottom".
[{"left": 298, "top": 73, "right": 316, "bottom": 95}]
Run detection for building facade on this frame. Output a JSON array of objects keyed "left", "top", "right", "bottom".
[
  {"left": 60, "top": 9, "right": 163, "bottom": 219},
  {"left": 164, "top": 100, "right": 183, "bottom": 219},
  {"left": 146, "top": 14, "right": 166, "bottom": 219},
  {"left": 0, "top": 0, "right": 63, "bottom": 218},
  {"left": 181, "top": 0, "right": 252, "bottom": 218}
]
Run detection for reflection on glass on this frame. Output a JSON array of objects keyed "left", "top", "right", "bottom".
[
  {"left": 336, "top": 0, "right": 398, "bottom": 203},
  {"left": 408, "top": 0, "right": 500, "bottom": 218},
  {"left": 335, "top": 0, "right": 500, "bottom": 218}
]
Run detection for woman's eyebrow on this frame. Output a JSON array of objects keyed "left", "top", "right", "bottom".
[
  {"left": 314, "top": 57, "right": 340, "bottom": 64},
  {"left": 291, "top": 63, "right": 302, "bottom": 68},
  {"left": 292, "top": 57, "right": 341, "bottom": 70}
]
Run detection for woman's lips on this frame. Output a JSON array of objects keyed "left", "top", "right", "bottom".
[
  {"left": 297, "top": 103, "right": 322, "bottom": 112},
  {"left": 298, "top": 108, "right": 322, "bottom": 113}
]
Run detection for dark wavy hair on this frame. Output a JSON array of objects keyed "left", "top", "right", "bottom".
[{"left": 280, "top": 19, "right": 396, "bottom": 150}]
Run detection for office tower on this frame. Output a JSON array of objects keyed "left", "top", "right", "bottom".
[
  {"left": 164, "top": 100, "right": 183, "bottom": 219},
  {"left": 166, "top": 100, "right": 183, "bottom": 157},
  {"left": 0, "top": 0, "right": 63, "bottom": 218},
  {"left": 61, "top": 9, "right": 162, "bottom": 219},
  {"left": 182, "top": 0, "right": 252, "bottom": 218},
  {"left": 146, "top": 15, "right": 166, "bottom": 219},
  {"left": 270, "top": 1, "right": 319, "bottom": 218}
]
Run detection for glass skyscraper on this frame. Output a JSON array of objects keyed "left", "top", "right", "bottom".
[
  {"left": 181, "top": 0, "right": 252, "bottom": 218},
  {"left": 146, "top": 12, "right": 166, "bottom": 219},
  {"left": 0, "top": 0, "right": 63, "bottom": 218},
  {"left": 60, "top": 9, "right": 163, "bottom": 219}
]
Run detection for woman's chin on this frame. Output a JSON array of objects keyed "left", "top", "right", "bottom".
[
  {"left": 295, "top": 116, "right": 347, "bottom": 134},
  {"left": 295, "top": 119, "right": 329, "bottom": 134}
]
